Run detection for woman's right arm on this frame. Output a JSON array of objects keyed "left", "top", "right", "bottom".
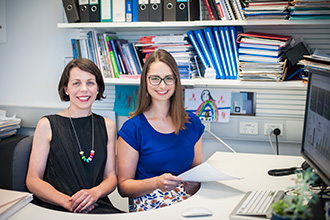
[
  {"left": 26, "top": 117, "right": 72, "bottom": 210},
  {"left": 116, "top": 137, "right": 182, "bottom": 198}
]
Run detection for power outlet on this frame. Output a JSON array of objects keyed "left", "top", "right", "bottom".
[
  {"left": 264, "top": 123, "right": 284, "bottom": 136},
  {"left": 239, "top": 122, "right": 258, "bottom": 135}
]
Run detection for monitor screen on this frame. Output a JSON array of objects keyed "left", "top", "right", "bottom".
[{"left": 301, "top": 68, "right": 330, "bottom": 186}]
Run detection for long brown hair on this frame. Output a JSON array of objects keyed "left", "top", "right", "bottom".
[{"left": 130, "top": 49, "right": 189, "bottom": 134}]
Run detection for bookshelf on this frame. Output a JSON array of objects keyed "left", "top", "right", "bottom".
[{"left": 57, "top": 20, "right": 329, "bottom": 87}]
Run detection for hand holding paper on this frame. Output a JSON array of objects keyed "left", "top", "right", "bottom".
[{"left": 179, "top": 162, "right": 242, "bottom": 182}]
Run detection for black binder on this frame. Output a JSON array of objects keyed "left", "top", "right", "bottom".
[
  {"left": 164, "top": 0, "right": 176, "bottom": 21},
  {"left": 78, "top": 0, "right": 89, "bottom": 22},
  {"left": 149, "top": 0, "right": 163, "bottom": 21},
  {"left": 138, "top": 0, "right": 149, "bottom": 21},
  {"left": 62, "top": 0, "right": 80, "bottom": 23},
  {"left": 89, "top": 0, "right": 100, "bottom": 22},
  {"left": 176, "top": 0, "right": 188, "bottom": 21},
  {"left": 189, "top": 0, "right": 200, "bottom": 21}
]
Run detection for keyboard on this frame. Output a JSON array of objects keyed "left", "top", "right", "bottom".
[{"left": 230, "top": 190, "right": 285, "bottom": 219}]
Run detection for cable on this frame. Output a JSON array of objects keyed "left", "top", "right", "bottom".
[
  {"left": 206, "top": 130, "right": 237, "bottom": 153},
  {"left": 273, "top": 128, "right": 281, "bottom": 155},
  {"left": 267, "top": 129, "right": 277, "bottom": 155}
]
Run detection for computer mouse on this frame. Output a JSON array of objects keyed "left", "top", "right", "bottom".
[{"left": 181, "top": 207, "right": 213, "bottom": 217}]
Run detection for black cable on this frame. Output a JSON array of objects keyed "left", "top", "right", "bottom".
[{"left": 273, "top": 128, "right": 281, "bottom": 155}]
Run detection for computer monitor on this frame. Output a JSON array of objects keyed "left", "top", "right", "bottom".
[{"left": 301, "top": 68, "right": 330, "bottom": 187}]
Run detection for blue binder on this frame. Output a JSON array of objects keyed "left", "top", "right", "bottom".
[
  {"left": 218, "top": 27, "right": 233, "bottom": 79},
  {"left": 187, "top": 30, "right": 210, "bottom": 70},
  {"left": 213, "top": 27, "right": 230, "bottom": 79},
  {"left": 223, "top": 26, "right": 236, "bottom": 79},
  {"left": 229, "top": 26, "right": 243, "bottom": 79},
  {"left": 203, "top": 27, "right": 225, "bottom": 79},
  {"left": 194, "top": 29, "right": 218, "bottom": 78}
]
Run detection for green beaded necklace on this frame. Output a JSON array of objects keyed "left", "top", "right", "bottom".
[{"left": 68, "top": 109, "right": 95, "bottom": 163}]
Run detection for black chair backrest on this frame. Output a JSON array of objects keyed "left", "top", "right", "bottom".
[{"left": 11, "top": 136, "right": 33, "bottom": 192}]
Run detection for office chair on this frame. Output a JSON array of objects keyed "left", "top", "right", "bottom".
[{"left": 11, "top": 136, "right": 33, "bottom": 192}]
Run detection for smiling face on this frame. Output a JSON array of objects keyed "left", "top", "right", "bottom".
[
  {"left": 146, "top": 61, "right": 176, "bottom": 103},
  {"left": 65, "top": 67, "right": 98, "bottom": 111}
]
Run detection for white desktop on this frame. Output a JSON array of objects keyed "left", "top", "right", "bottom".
[{"left": 8, "top": 151, "right": 304, "bottom": 220}]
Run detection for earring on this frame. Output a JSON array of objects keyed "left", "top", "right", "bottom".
[
  {"left": 66, "top": 92, "right": 69, "bottom": 96},
  {"left": 97, "top": 91, "right": 99, "bottom": 95}
]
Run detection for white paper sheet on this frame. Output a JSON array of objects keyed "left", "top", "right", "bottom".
[{"left": 179, "top": 162, "right": 242, "bottom": 182}]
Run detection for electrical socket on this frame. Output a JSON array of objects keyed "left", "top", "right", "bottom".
[
  {"left": 240, "top": 122, "right": 258, "bottom": 135},
  {"left": 264, "top": 123, "right": 283, "bottom": 136},
  {"left": 203, "top": 121, "right": 211, "bottom": 132}
]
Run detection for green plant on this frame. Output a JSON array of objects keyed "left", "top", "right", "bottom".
[{"left": 272, "top": 167, "right": 319, "bottom": 220}]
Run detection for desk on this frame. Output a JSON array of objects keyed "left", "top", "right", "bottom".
[{"left": 8, "top": 152, "right": 304, "bottom": 220}]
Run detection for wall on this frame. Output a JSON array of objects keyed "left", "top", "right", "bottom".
[{"left": 0, "top": 0, "right": 310, "bottom": 157}]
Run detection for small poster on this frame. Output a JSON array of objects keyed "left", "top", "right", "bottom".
[
  {"left": 113, "top": 85, "right": 139, "bottom": 116},
  {"left": 185, "top": 88, "right": 231, "bottom": 123}
]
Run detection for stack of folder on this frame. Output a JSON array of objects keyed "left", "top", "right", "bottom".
[
  {"left": 71, "top": 31, "right": 143, "bottom": 78},
  {"left": 188, "top": 26, "right": 243, "bottom": 80},
  {"left": 241, "top": 0, "right": 289, "bottom": 20},
  {"left": 237, "top": 31, "right": 292, "bottom": 81},
  {"left": 0, "top": 110, "right": 21, "bottom": 139},
  {"left": 298, "top": 49, "right": 330, "bottom": 71},
  {"left": 288, "top": 0, "right": 330, "bottom": 20},
  {"left": 137, "top": 34, "right": 199, "bottom": 79}
]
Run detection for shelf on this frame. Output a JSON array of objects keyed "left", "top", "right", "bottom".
[
  {"left": 57, "top": 20, "right": 330, "bottom": 30},
  {"left": 104, "top": 78, "right": 307, "bottom": 89}
]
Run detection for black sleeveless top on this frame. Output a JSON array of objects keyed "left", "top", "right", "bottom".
[{"left": 33, "top": 114, "right": 122, "bottom": 213}]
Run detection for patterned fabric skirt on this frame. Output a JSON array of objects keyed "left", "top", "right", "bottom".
[{"left": 129, "top": 183, "right": 190, "bottom": 212}]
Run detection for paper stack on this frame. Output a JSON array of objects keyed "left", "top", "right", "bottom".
[
  {"left": 298, "top": 49, "right": 330, "bottom": 71},
  {"left": 237, "top": 32, "right": 292, "bottom": 81},
  {"left": 288, "top": 0, "right": 330, "bottom": 20},
  {"left": 0, "top": 110, "right": 21, "bottom": 139},
  {"left": 137, "top": 34, "right": 199, "bottom": 79},
  {"left": 242, "top": 0, "right": 289, "bottom": 20},
  {"left": 0, "top": 189, "right": 32, "bottom": 220}
]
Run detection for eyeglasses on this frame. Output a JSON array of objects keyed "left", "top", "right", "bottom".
[{"left": 147, "top": 75, "right": 176, "bottom": 86}]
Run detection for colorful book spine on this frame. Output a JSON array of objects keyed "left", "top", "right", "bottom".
[
  {"left": 116, "top": 39, "right": 132, "bottom": 74},
  {"left": 105, "top": 36, "right": 120, "bottom": 78},
  {"left": 110, "top": 39, "right": 123, "bottom": 75},
  {"left": 203, "top": 0, "right": 215, "bottom": 20}
]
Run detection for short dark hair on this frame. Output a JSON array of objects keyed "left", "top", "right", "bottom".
[{"left": 58, "top": 58, "right": 105, "bottom": 102}]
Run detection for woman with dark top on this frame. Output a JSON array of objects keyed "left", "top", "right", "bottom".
[{"left": 26, "top": 59, "right": 122, "bottom": 214}]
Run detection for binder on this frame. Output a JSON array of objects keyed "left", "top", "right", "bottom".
[
  {"left": 213, "top": 27, "right": 230, "bottom": 79},
  {"left": 126, "top": 0, "right": 133, "bottom": 22},
  {"left": 113, "top": 0, "right": 126, "bottom": 22},
  {"left": 89, "top": 0, "right": 100, "bottom": 22},
  {"left": 176, "top": 0, "right": 188, "bottom": 21},
  {"left": 194, "top": 29, "right": 217, "bottom": 76},
  {"left": 189, "top": 0, "right": 201, "bottom": 21},
  {"left": 218, "top": 26, "right": 233, "bottom": 79},
  {"left": 100, "top": 0, "right": 112, "bottom": 22},
  {"left": 187, "top": 30, "right": 209, "bottom": 70},
  {"left": 138, "top": 0, "right": 150, "bottom": 21},
  {"left": 224, "top": 26, "right": 236, "bottom": 79},
  {"left": 132, "top": 0, "right": 138, "bottom": 22},
  {"left": 204, "top": 27, "right": 225, "bottom": 79},
  {"left": 78, "top": 0, "right": 89, "bottom": 22},
  {"left": 223, "top": 0, "right": 235, "bottom": 20},
  {"left": 149, "top": 0, "right": 163, "bottom": 22},
  {"left": 62, "top": 0, "right": 80, "bottom": 23},
  {"left": 229, "top": 26, "right": 244, "bottom": 78},
  {"left": 164, "top": 0, "right": 176, "bottom": 21}
]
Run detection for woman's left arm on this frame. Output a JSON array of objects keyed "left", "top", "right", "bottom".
[
  {"left": 183, "top": 136, "right": 202, "bottom": 195},
  {"left": 70, "top": 117, "right": 118, "bottom": 212}
]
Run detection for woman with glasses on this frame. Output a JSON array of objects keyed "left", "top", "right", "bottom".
[{"left": 117, "top": 49, "right": 205, "bottom": 212}]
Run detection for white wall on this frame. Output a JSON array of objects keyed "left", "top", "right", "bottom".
[{"left": 0, "top": 0, "right": 79, "bottom": 109}]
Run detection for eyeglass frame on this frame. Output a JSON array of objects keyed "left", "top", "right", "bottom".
[{"left": 146, "top": 75, "right": 177, "bottom": 86}]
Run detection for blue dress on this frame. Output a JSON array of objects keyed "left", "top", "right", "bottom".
[{"left": 117, "top": 112, "right": 205, "bottom": 180}]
